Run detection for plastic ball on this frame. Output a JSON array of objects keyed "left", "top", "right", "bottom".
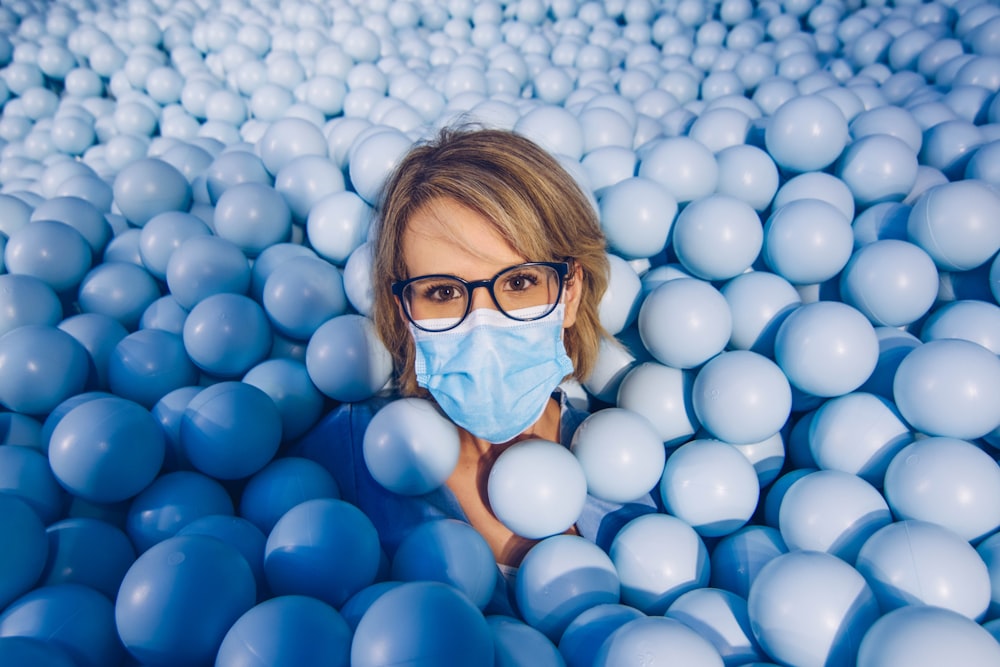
[
  {"left": 570, "top": 407, "right": 664, "bottom": 504},
  {"left": 164, "top": 235, "right": 251, "bottom": 311},
  {"left": 558, "top": 603, "right": 644, "bottom": 667},
  {"left": 111, "top": 157, "right": 193, "bottom": 227},
  {"left": 837, "top": 134, "right": 920, "bottom": 206},
  {"left": 125, "top": 470, "right": 235, "bottom": 553},
  {"left": 305, "top": 190, "right": 373, "bottom": 265},
  {"left": 616, "top": 362, "right": 699, "bottom": 447},
  {"left": 255, "top": 117, "right": 327, "bottom": 176},
  {"left": 273, "top": 155, "right": 346, "bottom": 226},
  {"left": 672, "top": 194, "right": 763, "bottom": 281},
  {"left": 775, "top": 301, "right": 879, "bottom": 398},
  {"left": 391, "top": 518, "right": 496, "bottom": 610},
  {"left": 883, "top": 436, "right": 1000, "bottom": 543},
  {"left": 264, "top": 498, "right": 380, "bottom": 608},
  {"left": 763, "top": 198, "right": 855, "bottom": 285},
  {"left": 609, "top": 513, "right": 710, "bottom": 614},
  {"left": 720, "top": 270, "right": 801, "bottom": 357},
  {"left": 4, "top": 219, "right": 93, "bottom": 293},
  {"left": 515, "top": 534, "right": 620, "bottom": 640},
  {"left": 660, "top": 438, "right": 760, "bottom": 537},
  {"left": 0, "top": 636, "right": 76, "bottom": 667},
  {"left": 715, "top": 143, "right": 780, "bottom": 211},
  {"left": 598, "top": 254, "right": 643, "bottom": 336},
  {"left": 177, "top": 515, "right": 267, "bottom": 593},
  {"left": 851, "top": 202, "right": 911, "bottom": 247},
  {"left": 748, "top": 550, "right": 880, "bottom": 667},
  {"left": 249, "top": 242, "right": 318, "bottom": 302},
  {"left": 892, "top": 338, "right": 1000, "bottom": 440},
  {"left": 859, "top": 327, "right": 922, "bottom": 400},
  {"left": 839, "top": 239, "right": 939, "bottom": 327},
  {"left": 0, "top": 444, "right": 65, "bottom": 524},
  {"left": 48, "top": 396, "right": 165, "bottom": 504},
  {"left": 666, "top": 587, "right": 765, "bottom": 665},
  {"left": 0, "top": 274, "right": 62, "bottom": 336},
  {"left": 78, "top": 261, "right": 161, "bottom": 330},
  {"left": 182, "top": 293, "right": 272, "bottom": 377},
  {"left": 857, "top": 605, "right": 1000, "bottom": 667},
  {"left": 907, "top": 180, "right": 1000, "bottom": 272},
  {"left": 808, "top": 392, "right": 913, "bottom": 486},
  {"left": 216, "top": 595, "right": 351, "bottom": 667},
  {"left": 347, "top": 127, "right": 413, "bottom": 205},
  {"left": 29, "top": 196, "right": 111, "bottom": 257},
  {"left": 638, "top": 278, "right": 733, "bottom": 369},
  {"left": 710, "top": 525, "right": 788, "bottom": 599},
  {"left": 637, "top": 135, "right": 719, "bottom": 203},
  {"left": 692, "top": 350, "right": 791, "bottom": 444},
  {"left": 108, "top": 328, "right": 198, "bottom": 408},
  {"left": 0, "top": 583, "right": 123, "bottom": 667},
  {"left": 0, "top": 325, "right": 90, "bottom": 416},
  {"left": 213, "top": 182, "right": 292, "bottom": 257},
  {"left": 137, "top": 211, "right": 211, "bottom": 281},
  {"left": 39, "top": 517, "right": 135, "bottom": 600},
  {"left": 352, "top": 581, "right": 493, "bottom": 667},
  {"left": 339, "top": 581, "right": 403, "bottom": 632},
  {"left": 0, "top": 495, "right": 48, "bottom": 610},
  {"left": 765, "top": 94, "right": 849, "bottom": 172},
  {"left": 597, "top": 176, "right": 677, "bottom": 260},
  {"left": 488, "top": 614, "right": 565, "bottom": 667},
  {"left": 921, "top": 299, "right": 1000, "bottom": 354},
  {"left": 57, "top": 313, "right": 129, "bottom": 391},
  {"left": 242, "top": 358, "right": 325, "bottom": 442},
  {"left": 594, "top": 615, "right": 724, "bottom": 667},
  {"left": 239, "top": 457, "right": 339, "bottom": 534},
  {"left": 115, "top": 535, "right": 256, "bottom": 666},
  {"left": 262, "top": 256, "right": 348, "bottom": 340},
  {"left": 305, "top": 314, "right": 393, "bottom": 402},
  {"left": 204, "top": 149, "right": 273, "bottom": 204}
]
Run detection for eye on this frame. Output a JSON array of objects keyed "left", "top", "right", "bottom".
[
  {"left": 501, "top": 269, "right": 542, "bottom": 292},
  {"left": 418, "top": 280, "right": 466, "bottom": 303}
]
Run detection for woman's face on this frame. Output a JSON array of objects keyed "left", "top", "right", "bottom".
[{"left": 400, "top": 197, "right": 582, "bottom": 328}]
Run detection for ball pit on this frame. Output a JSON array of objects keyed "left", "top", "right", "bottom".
[{"left": 0, "top": 0, "right": 1000, "bottom": 663}]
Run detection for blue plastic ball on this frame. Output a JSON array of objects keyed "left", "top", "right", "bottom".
[
  {"left": 763, "top": 198, "right": 855, "bottom": 285},
  {"left": 151, "top": 385, "right": 200, "bottom": 472},
  {"left": 693, "top": 350, "right": 791, "bottom": 444},
  {"left": 616, "top": 361, "right": 699, "bottom": 446},
  {"left": 115, "top": 535, "right": 256, "bottom": 666},
  {"left": 0, "top": 274, "right": 62, "bottom": 336},
  {"left": 0, "top": 636, "right": 76, "bottom": 667},
  {"left": 39, "top": 516, "right": 134, "bottom": 602},
  {"left": 594, "top": 616, "right": 724, "bottom": 667},
  {"left": 710, "top": 525, "right": 788, "bottom": 599},
  {"left": 182, "top": 293, "right": 272, "bottom": 378},
  {"left": 0, "top": 583, "right": 123, "bottom": 667},
  {"left": 558, "top": 603, "right": 645, "bottom": 667},
  {"left": 391, "top": 518, "right": 497, "bottom": 610},
  {"left": 839, "top": 239, "right": 939, "bottom": 327},
  {"left": 257, "top": 117, "right": 328, "bottom": 177},
  {"left": 4, "top": 219, "right": 92, "bottom": 293},
  {"left": 836, "top": 134, "right": 919, "bottom": 205},
  {"left": 488, "top": 615, "right": 565, "bottom": 667},
  {"left": 715, "top": 143, "right": 780, "bottom": 211},
  {"left": 305, "top": 190, "right": 373, "bottom": 265},
  {"left": 570, "top": 407, "right": 665, "bottom": 504},
  {"left": 108, "top": 328, "right": 198, "bottom": 407},
  {"left": 77, "top": 261, "right": 161, "bottom": 330},
  {"left": 721, "top": 270, "right": 801, "bottom": 357},
  {"left": 239, "top": 457, "right": 339, "bottom": 534},
  {"left": 851, "top": 202, "right": 911, "bottom": 247},
  {"left": 672, "top": 194, "right": 763, "bottom": 281},
  {"left": 857, "top": 605, "right": 1000, "bottom": 667},
  {"left": 111, "top": 157, "right": 192, "bottom": 226},
  {"left": 609, "top": 513, "right": 710, "bottom": 614},
  {"left": 921, "top": 299, "right": 1000, "bottom": 354},
  {"left": 305, "top": 314, "right": 393, "bottom": 402},
  {"left": 339, "top": 581, "right": 403, "bottom": 632},
  {"left": 765, "top": 94, "right": 849, "bottom": 172},
  {"left": 262, "top": 255, "right": 348, "bottom": 340},
  {"left": 0, "top": 444, "right": 65, "bottom": 523},
  {"left": 598, "top": 176, "right": 677, "bottom": 260},
  {"left": 907, "top": 180, "right": 1000, "bottom": 272},
  {"left": 29, "top": 196, "right": 111, "bottom": 257},
  {"left": 666, "top": 587, "right": 765, "bottom": 666},
  {"left": 125, "top": 470, "right": 235, "bottom": 553},
  {"left": 264, "top": 498, "right": 380, "bottom": 607},
  {"left": 139, "top": 295, "right": 188, "bottom": 335},
  {"left": 637, "top": 135, "right": 719, "bottom": 203},
  {"left": 213, "top": 182, "right": 292, "bottom": 257},
  {"left": 165, "top": 235, "right": 251, "bottom": 311},
  {"left": 137, "top": 211, "right": 211, "bottom": 281},
  {"left": 0, "top": 325, "right": 90, "bottom": 416},
  {"left": 216, "top": 595, "right": 351, "bottom": 667},
  {"left": 242, "top": 358, "right": 324, "bottom": 442},
  {"left": 638, "top": 278, "right": 733, "bottom": 369},
  {"left": 205, "top": 149, "right": 273, "bottom": 205},
  {"left": 248, "top": 242, "right": 318, "bottom": 302},
  {"left": 177, "top": 515, "right": 267, "bottom": 596},
  {"left": 57, "top": 313, "right": 128, "bottom": 391},
  {"left": 352, "top": 581, "right": 494, "bottom": 667},
  {"left": 0, "top": 495, "right": 48, "bottom": 610}
]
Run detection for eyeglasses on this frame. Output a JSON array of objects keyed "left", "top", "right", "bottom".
[{"left": 392, "top": 261, "right": 570, "bottom": 332}]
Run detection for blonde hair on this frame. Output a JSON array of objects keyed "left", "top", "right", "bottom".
[{"left": 371, "top": 126, "right": 610, "bottom": 396}]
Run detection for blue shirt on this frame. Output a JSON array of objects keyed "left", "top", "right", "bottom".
[{"left": 288, "top": 391, "right": 660, "bottom": 616}]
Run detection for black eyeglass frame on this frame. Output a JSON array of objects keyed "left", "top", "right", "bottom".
[{"left": 391, "top": 261, "right": 571, "bottom": 333}]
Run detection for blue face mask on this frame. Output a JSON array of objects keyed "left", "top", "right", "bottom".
[{"left": 411, "top": 304, "right": 574, "bottom": 444}]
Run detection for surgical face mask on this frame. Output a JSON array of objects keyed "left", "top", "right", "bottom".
[{"left": 411, "top": 304, "right": 573, "bottom": 444}]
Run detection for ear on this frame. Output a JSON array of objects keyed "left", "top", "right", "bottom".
[{"left": 562, "top": 262, "right": 584, "bottom": 329}]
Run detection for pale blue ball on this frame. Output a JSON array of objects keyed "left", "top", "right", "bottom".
[
  {"left": 715, "top": 143, "right": 780, "bottom": 211},
  {"left": 765, "top": 94, "right": 849, "bottom": 172},
  {"left": 213, "top": 182, "right": 292, "bottom": 257},
  {"left": 857, "top": 606, "right": 1000, "bottom": 667},
  {"left": 763, "top": 198, "right": 854, "bottom": 285},
  {"left": 274, "top": 155, "right": 346, "bottom": 225},
  {"left": 111, "top": 157, "right": 192, "bottom": 226},
  {"left": 775, "top": 301, "right": 879, "bottom": 398},
  {"left": 721, "top": 270, "right": 801, "bottom": 357},
  {"left": 249, "top": 242, "right": 317, "bottom": 302},
  {"left": 920, "top": 299, "right": 1000, "bottom": 354},
  {"left": 892, "top": 338, "right": 1000, "bottom": 440},
  {"left": 907, "top": 180, "right": 1000, "bottom": 272},
  {"left": 361, "top": 397, "right": 459, "bottom": 495},
  {"left": 306, "top": 314, "right": 393, "bottom": 402},
  {"left": 638, "top": 278, "right": 732, "bottom": 369},
  {"left": 609, "top": 513, "right": 710, "bottom": 614},
  {"left": 239, "top": 457, "right": 339, "bottom": 534},
  {"left": 205, "top": 149, "right": 273, "bottom": 205},
  {"left": 748, "top": 551, "right": 880, "bottom": 667},
  {"left": 597, "top": 254, "right": 642, "bottom": 336},
  {"left": 488, "top": 615, "right": 565, "bottom": 667},
  {"left": 637, "top": 136, "right": 718, "bottom": 203},
  {"left": 558, "top": 604, "right": 644, "bottom": 667},
  {"left": 673, "top": 194, "right": 763, "bottom": 281},
  {"left": 0, "top": 274, "right": 62, "bottom": 336},
  {"left": 851, "top": 201, "right": 911, "bottom": 247},
  {"left": 165, "top": 235, "right": 251, "bottom": 311},
  {"left": 772, "top": 171, "right": 855, "bottom": 222},
  {"left": 0, "top": 325, "right": 90, "bottom": 415},
  {"left": 30, "top": 196, "right": 111, "bottom": 256},
  {"left": 305, "top": 190, "right": 373, "bottom": 265},
  {"left": 859, "top": 327, "right": 922, "bottom": 400},
  {"left": 77, "top": 261, "right": 161, "bottom": 330},
  {"left": 710, "top": 525, "right": 788, "bottom": 599},
  {"left": 666, "top": 587, "right": 765, "bottom": 666},
  {"left": 347, "top": 128, "right": 413, "bottom": 205},
  {"left": 256, "top": 117, "right": 328, "bottom": 176},
  {"left": 692, "top": 350, "right": 791, "bottom": 444},
  {"left": 139, "top": 295, "right": 188, "bottom": 335},
  {"left": 183, "top": 293, "right": 271, "bottom": 378},
  {"left": 850, "top": 105, "right": 923, "bottom": 153},
  {"left": 919, "top": 119, "right": 984, "bottom": 178},
  {"left": 570, "top": 407, "right": 665, "bottom": 504},
  {"left": 839, "top": 239, "right": 939, "bottom": 326},
  {"left": 488, "top": 439, "right": 588, "bottom": 539},
  {"left": 976, "top": 531, "right": 1000, "bottom": 619},
  {"left": 515, "top": 534, "right": 620, "bottom": 640},
  {"left": 837, "top": 134, "right": 919, "bottom": 205},
  {"left": 594, "top": 616, "right": 724, "bottom": 667},
  {"left": 616, "top": 361, "right": 699, "bottom": 447},
  {"left": 137, "top": 211, "right": 211, "bottom": 281},
  {"left": 262, "top": 256, "right": 348, "bottom": 340},
  {"left": 242, "top": 358, "right": 325, "bottom": 442},
  {"left": 4, "top": 219, "right": 92, "bottom": 293},
  {"left": 597, "top": 176, "right": 677, "bottom": 260}
]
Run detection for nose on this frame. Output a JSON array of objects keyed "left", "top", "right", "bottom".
[{"left": 468, "top": 284, "right": 497, "bottom": 312}]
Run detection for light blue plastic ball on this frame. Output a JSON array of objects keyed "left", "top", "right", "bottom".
[
  {"left": 857, "top": 605, "right": 1000, "bottom": 667},
  {"left": 839, "top": 239, "right": 939, "bottom": 327},
  {"left": 616, "top": 361, "right": 699, "bottom": 446},
  {"left": 772, "top": 171, "right": 855, "bottom": 223},
  {"left": 851, "top": 201, "right": 911, "bottom": 247},
  {"left": 638, "top": 278, "right": 733, "bottom": 369},
  {"left": 112, "top": 157, "right": 192, "bottom": 226},
  {"left": 488, "top": 615, "right": 565, "bottom": 667},
  {"left": 343, "top": 241, "right": 376, "bottom": 316},
  {"left": 883, "top": 436, "right": 1000, "bottom": 543},
  {"left": 125, "top": 470, "right": 235, "bottom": 553},
  {"left": 893, "top": 338, "right": 1000, "bottom": 440},
  {"left": 0, "top": 583, "right": 123, "bottom": 667},
  {"left": 859, "top": 327, "right": 922, "bottom": 400},
  {"left": 775, "top": 301, "right": 879, "bottom": 398},
  {"left": 765, "top": 94, "right": 849, "bottom": 172},
  {"left": 115, "top": 535, "right": 256, "bottom": 666},
  {"left": 673, "top": 194, "right": 763, "bottom": 281},
  {"left": 488, "top": 439, "right": 588, "bottom": 540},
  {"left": 77, "top": 261, "right": 161, "bottom": 330},
  {"left": 570, "top": 407, "right": 665, "bottom": 503},
  {"left": 391, "top": 518, "right": 496, "bottom": 610},
  {"left": 177, "top": 515, "right": 268, "bottom": 595},
  {"left": 778, "top": 469, "right": 892, "bottom": 562},
  {"left": 715, "top": 143, "right": 780, "bottom": 211},
  {"left": 976, "top": 531, "right": 1000, "bottom": 619},
  {"left": 598, "top": 254, "right": 643, "bottom": 336},
  {"left": 920, "top": 299, "right": 1000, "bottom": 354},
  {"left": 0, "top": 636, "right": 76, "bottom": 667},
  {"left": 0, "top": 443, "right": 65, "bottom": 523},
  {"left": 248, "top": 241, "right": 317, "bottom": 302},
  {"left": 558, "top": 603, "right": 644, "bottom": 667},
  {"left": 205, "top": 149, "right": 273, "bottom": 204},
  {"left": 666, "top": 587, "right": 766, "bottom": 666},
  {"left": 182, "top": 293, "right": 272, "bottom": 378},
  {"left": 58, "top": 313, "right": 129, "bottom": 391},
  {"left": 305, "top": 313, "right": 393, "bottom": 402},
  {"left": 594, "top": 616, "right": 724, "bottom": 667},
  {"left": 151, "top": 385, "right": 200, "bottom": 472},
  {"left": 108, "top": 328, "right": 198, "bottom": 407},
  {"left": 516, "top": 534, "right": 620, "bottom": 640},
  {"left": 239, "top": 456, "right": 339, "bottom": 534},
  {"left": 748, "top": 550, "right": 880, "bottom": 667},
  {"left": 305, "top": 190, "right": 373, "bottom": 266},
  {"left": 164, "top": 235, "right": 251, "bottom": 311},
  {"left": 907, "top": 180, "right": 1000, "bottom": 272},
  {"left": 693, "top": 350, "right": 791, "bottom": 444},
  {"left": 0, "top": 495, "right": 48, "bottom": 610},
  {"left": 836, "top": 134, "right": 919, "bottom": 205},
  {"left": 637, "top": 135, "right": 719, "bottom": 203},
  {"left": 609, "top": 513, "right": 710, "bottom": 614},
  {"left": 39, "top": 517, "right": 135, "bottom": 600},
  {"left": 30, "top": 196, "right": 111, "bottom": 257},
  {"left": 352, "top": 581, "right": 494, "bottom": 667},
  {"left": 4, "top": 219, "right": 92, "bottom": 293},
  {"left": 262, "top": 255, "right": 348, "bottom": 340},
  {"left": 597, "top": 176, "right": 677, "bottom": 259},
  {"left": 264, "top": 498, "right": 381, "bottom": 608},
  {"left": 850, "top": 104, "right": 923, "bottom": 153},
  {"left": 256, "top": 117, "right": 328, "bottom": 177},
  {"left": 340, "top": 581, "right": 403, "bottom": 632},
  {"left": 720, "top": 270, "right": 801, "bottom": 357},
  {"left": 242, "top": 358, "right": 325, "bottom": 442},
  {"left": 346, "top": 127, "right": 414, "bottom": 205},
  {"left": 137, "top": 211, "right": 211, "bottom": 281},
  {"left": 920, "top": 119, "right": 984, "bottom": 178},
  {"left": 763, "top": 198, "right": 855, "bottom": 285},
  {"left": 0, "top": 325, "right": 90, "bottom": 415},
  {"left": 216, "top": 595, "right": 351, "bottom": 667},
  {"left": 0, "top": 274, "right": 62, "bottom": 336},
  {"left": 213, "top": 182, "right": 292, "bottom": 257},
  {"left": 710, "top": 525, "right": 788, "bottom": 599},
  {"left": 274, "top": 154, "right": 346, "bottom": 225}
]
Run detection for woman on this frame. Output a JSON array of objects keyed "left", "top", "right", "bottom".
[{"left": 292, "top": 126, "right": 657, "bottom": 611}]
